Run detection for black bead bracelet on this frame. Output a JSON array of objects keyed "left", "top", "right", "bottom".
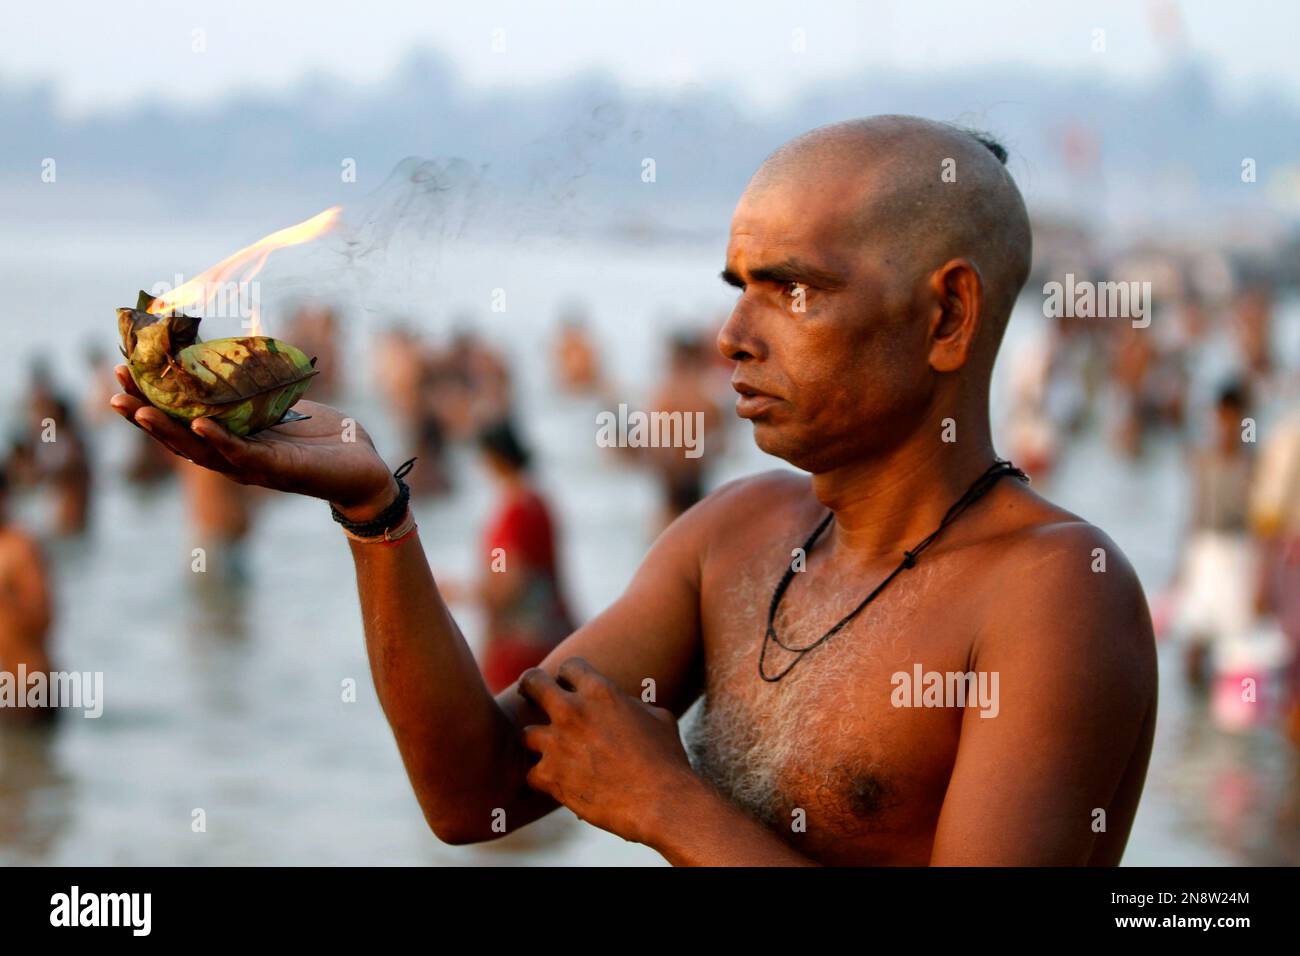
[{"left": 329, "top": 458, "right": 417, "bottom": 537}]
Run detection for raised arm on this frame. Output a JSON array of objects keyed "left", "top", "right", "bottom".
[
  {"left": 109, "top": 371, "right": 705, "bottom": 843},
  {"left": 348, "top": 486, "right": 709, "bottom": 842}
]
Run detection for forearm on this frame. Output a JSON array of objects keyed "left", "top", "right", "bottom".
[
  {"left": 349, "top": 530, "right": 525, "bottom": 840},
  {"left": 644, "top": 772, "right": 819, "bottom": 867}
]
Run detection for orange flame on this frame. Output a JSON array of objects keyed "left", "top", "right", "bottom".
[{"left": 147, "top": 206, "right": 341, "bottom": 336}]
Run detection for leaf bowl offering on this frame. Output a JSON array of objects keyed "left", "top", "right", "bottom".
[{"left": 118, "top": 291, "right": 318, "bottom": 437}]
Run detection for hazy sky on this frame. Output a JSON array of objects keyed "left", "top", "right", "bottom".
[{"left": 7, "top": 0, "right": 1298, "bottom": 116}]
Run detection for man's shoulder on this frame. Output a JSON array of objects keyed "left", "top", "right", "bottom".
[
  {"left": 694, "top": 469, "right": 813, "bottom": 527},
  {"left": 662, "top": 469, "right": 813, "bottom": 561},
  {"left": 975, "top": 505, "right": 1156, "bottom": 689},
  {"left": 711, "top": 468, "right": 810, "bottom": 502},
  {"left": 996, "top": 509, "right": 1141, "bottom": 594}
]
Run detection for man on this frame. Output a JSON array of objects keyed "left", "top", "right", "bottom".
[
  {"left": 645, "top": 333, "right": 725, "bottom": 529},
  {"left": 0, "top": 470, "right": 56, "bottom": 724},
  {"left": 111, "top": 116, "right": 1157, "bottom": 865},
  {"left": 1172, "top": 382, "right": 1256, "bottom": 687}
]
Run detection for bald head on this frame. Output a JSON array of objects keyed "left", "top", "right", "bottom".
[
  {"left": 719, "top": 116, "right": 1036, "bottom": 470},
  {"left": 748, "top": 115, "right": 1032, "bottom": 359}
]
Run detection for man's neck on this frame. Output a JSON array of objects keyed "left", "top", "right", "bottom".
[{"left": 810, "top": 428, "right": 999, "bottom": 561}]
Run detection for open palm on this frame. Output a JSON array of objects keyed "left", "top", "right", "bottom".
[{"left": 110, "top": 365, "right": 398, "bottom": 519}]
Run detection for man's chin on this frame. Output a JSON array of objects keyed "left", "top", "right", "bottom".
[{"left": 748, "top": 419, "right": 805, "bottom": 466}]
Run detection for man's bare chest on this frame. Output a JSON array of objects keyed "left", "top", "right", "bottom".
[{"left": 687, "top": 556, "right": 985, "bottom": 863}]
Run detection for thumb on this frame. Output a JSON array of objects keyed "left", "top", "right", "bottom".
[
  {"left": 191, "top": 417, "right": 264, "bottom": 470},
  {"left": 643, "top": 702, "right": 676, "bottom": 726}
]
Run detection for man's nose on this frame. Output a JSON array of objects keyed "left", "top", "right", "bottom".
[{"left": 716, "top": 301, "right": 766, "bottom": 362}]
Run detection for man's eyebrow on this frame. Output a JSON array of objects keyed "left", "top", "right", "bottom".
[{"left": 720, "top": 259, "right": 847, "bottom": 291}]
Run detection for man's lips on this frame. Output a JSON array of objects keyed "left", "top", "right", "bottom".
[{"left": 731, "top": 379, "right": 782, "bottom": 418}]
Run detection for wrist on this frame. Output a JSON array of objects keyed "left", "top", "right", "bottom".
[
  {"left": 639, "top": 765, "right": 712, "bottom": 854},
  {"left": 331, "top": 458, "right": 419, "bottom": 541},
  {"left": 332, "top": 476, "right": 401, "bottom": 524}
]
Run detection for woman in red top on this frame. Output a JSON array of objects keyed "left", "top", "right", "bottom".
[{"left": 472, "top": 420, "right": 575, "bottom": 693}]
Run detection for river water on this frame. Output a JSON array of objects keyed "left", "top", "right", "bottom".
[{"left": 0, "top": 222, "right": 1296, "bottom": 865}]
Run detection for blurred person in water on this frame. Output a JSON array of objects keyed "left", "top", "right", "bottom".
[
  {"left": 93, "top": 301, "right": 169, "bottom": 488},
  {"left": 443, "top": 420, "right": 574, "bottom": 693},
  {"left": 551, "top": 308, "right": 603, "bottom": 395},
  {"left": 41, "top": 398, "right": 91, "bottom": 537},
  {"left": 1170, "top": 382, "right": 1257, "bottom": 688},
  {"left": 645, "top": 333, "right": 726, "bottom": 529},
  {"left": 400, "top": 327, "right": 516, "bottom": 496},
  {"left": 12, "top": 376, "right": 92, "bottom": 537},
  {"left": 1108, "top": 315, "right": 1187, "bottom": 459},
  {"left": 373, "top": 324, "right": 426, "bottom": 428},
  {"left": 285, "top": 303, "right": 342, "bottom": 401},
  {"left": 1234, "top": 286, "right": 1274, "bottom": 391},
  {"left": 1250, "top": 397, "right": 1300, "bottom": 746},
  {"left": 371, "top": 324, "right": 450, "bottom": 495},
  {"left": 81, "top": 344, "right": 119, "bottom": 427},
  {"left": 448, "top": 328, "right": 513, "bottom": 437},
  {"left": 1003, "top": 314, "right": 1077, "bottom": 481},
  {"left": 600, "top": 330, "right": 723, "bottom": 529},
  {"left": 177, "top": 458, "right": 255, "bottom": 585},
  {"left": 0, "top": 470, "right": 56, "bottom": 725},
  {"left": 411, "top": 340, "right": 464, "bottom": 496}
]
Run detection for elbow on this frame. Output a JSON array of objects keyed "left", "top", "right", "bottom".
[
  {"left": 433, "top": 826, "right": 485, "bottom": 847},
  {"left": 425, "top": 812, "right": 491, "bottom": 847},
  {"left": 415, "top": 795, "right": 494, "bottom": 846}
]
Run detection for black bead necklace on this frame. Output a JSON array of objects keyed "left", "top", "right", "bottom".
[{"left": 759, "top": 458, "right": 1029, "bottom": 682}]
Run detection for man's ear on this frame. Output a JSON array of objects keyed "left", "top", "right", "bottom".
[{"left": 927, "top": 258, "right": 983, "bottom": 373}]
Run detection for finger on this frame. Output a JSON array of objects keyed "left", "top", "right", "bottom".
[
  {"left": 520, "top": 724, "right": 555, "bottom": 754},
  {"left": 110, "top": 385, "right": 230, "bottom": 472},
  {"left": 555, "top": 657, "right": 610, "bottom": 697},
  {"left": 191, "top": 417, "right": 271, "bottom": 472},
  {"left": 524, "top": 761, "right": 556, "bottom": 798},
  {"left": 517, "top": 668, "right": 574, "bottom": 719},
  {"left": 132, "top": 407, "right": 228, "bottom": 471},
  {"left": 643, "top": 703, "right": 677, "bottom": 726},
  {"left": 109, "top": 392, "right": 147, "bottom": 426},
  {"left": 114, "top": 364, "right": 145, "bottom": 400}
]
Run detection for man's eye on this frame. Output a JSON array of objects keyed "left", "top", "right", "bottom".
[{"left": 786, "top": 282, "right": 809, "bottom": 311}]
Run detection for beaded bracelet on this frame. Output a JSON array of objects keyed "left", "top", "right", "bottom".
[
  {"left": 330, "top": 458, "right": 417, "bottom": 542},
  {"left": 341, "top": 506, "right": 417, "bottom": 545}
]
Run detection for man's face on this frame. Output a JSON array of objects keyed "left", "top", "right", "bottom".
[{"left": 717, "top": 167, "right": 934, "bottom": 473}]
